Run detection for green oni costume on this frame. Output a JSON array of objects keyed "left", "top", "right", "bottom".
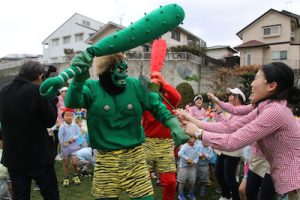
[
  {"left": 40, "top": 4, "right": 189, "bottom": 200},
  {"left": 65, "top": 54, "right": 188, "bottom": 199}
]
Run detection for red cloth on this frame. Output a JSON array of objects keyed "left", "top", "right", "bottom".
[
  {"left": 160, "top": 172, "right": 176, "bottom": 200},
  {"left": 142, "top": 84, "right": 181, "bottom": 138}
]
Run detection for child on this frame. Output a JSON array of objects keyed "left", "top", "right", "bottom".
[
  {"left": 177, "top": 136, "right": 199, "bottom": 200},
  {"left": 58, "top": 108, "right": 82, "bottom": 187},
  {"left": 195, "top": 140, "right": 214, "bottom": 197},
  {"left": 74, "top": 113, "right": 89, "bottom": 147},
  {"left": 76, "top": 147, "right": 94, "bottom": 177}
]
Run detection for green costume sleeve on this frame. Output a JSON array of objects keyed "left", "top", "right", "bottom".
[
  {"left": 64, "top": 80, "right": 93, "bottom": 109},
  {"left": 137, "top": 78, "right": 189, "bottom": 146},
  {"left": 163, "top": 117, "right": 189, "bottom": 147}
]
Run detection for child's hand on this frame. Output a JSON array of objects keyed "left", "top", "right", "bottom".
[
  {"left": 199, "top": 153, "right": 207, "bottom": 160},
  {"left": 68, "top": 138, "right": 75, "bottom": 144},
  {"left": 187, "top": 158, "right": 193, "bottom": 165}
]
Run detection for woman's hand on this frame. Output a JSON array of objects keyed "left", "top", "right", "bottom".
[
  {"left": 174, "top": 109, "right": 194, "bottom": 123},
  {"left": 182, "top": 121, "right": 199, "bottom": 137},
  {"left": 207, "top": 93, "right": 219, "bottom": 103}
]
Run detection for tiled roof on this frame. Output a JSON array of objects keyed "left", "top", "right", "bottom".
[{"left": 235, "top": 40, "right": 268, "bottom": 49}]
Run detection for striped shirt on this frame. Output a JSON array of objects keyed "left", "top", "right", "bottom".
[
  {"left": 189, "top": 106, "right": 206, "bottom": 120},
  {"left": 202, "top": 100, "right": 300, "bottom": 194}
]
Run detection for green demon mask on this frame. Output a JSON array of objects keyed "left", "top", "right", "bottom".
[{"left": 111, "top": 60, "right": 128, "bottom": 88}]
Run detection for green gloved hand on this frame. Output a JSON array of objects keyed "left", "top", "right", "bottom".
[
  {"left": 71, "top": 51, "right": 94, "bottom": 82},
  {"left": 73, "top": 68, "right": 90, "bottom": 83},
  {"left": 164, "top": 117, "right": 190, "bottom": 146}
]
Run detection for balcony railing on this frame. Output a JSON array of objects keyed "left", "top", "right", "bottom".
[
  {"left": 125, "top": 51, "right": 202, "bottom": 64},
  {"left": 42, "top": 51, "right": 203, "bottom": 65}
]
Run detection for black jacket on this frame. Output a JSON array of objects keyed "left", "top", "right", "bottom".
[{"left": 0, "top": 76, "right": 57, "bottom": 169}]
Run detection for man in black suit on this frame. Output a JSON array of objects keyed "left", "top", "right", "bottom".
[{"left": 0, "top": 61, "right": 59, "bottom": 200}]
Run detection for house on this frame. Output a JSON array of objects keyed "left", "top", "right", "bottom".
[
  {"left": 235, "top": 9, "right": 300, "bottom": 69},
  {"left": 206, "top": 45, "right": 239, "bottom": 67},
  {"left": 42, "top": 13, "right": 104, "bottom": 64},
  {"left": 206, "top": 45, "right": 238, "bottom": 60}
]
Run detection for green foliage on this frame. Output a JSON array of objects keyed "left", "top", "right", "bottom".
[
  {"left": 185, "top": 74, "right": 199, "bottom": 82},
  {"left": 238, "top": 72, "right": 256, "bottom": 100},
  {"left": 169, "top": 44, "right": 206, "bottom": 57},
  {"left": 176, "top": 82, "right": 195, "bottom": 108},
  {"left": 64, "top": 48, "right": 75, "bottom": 55},
  {"left": 211, "top": 65, "right": 260, "bottom": 101}
]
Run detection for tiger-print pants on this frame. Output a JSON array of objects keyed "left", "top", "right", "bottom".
[{"left": 91, "top": 145, "right": 153, "bottom": 199}]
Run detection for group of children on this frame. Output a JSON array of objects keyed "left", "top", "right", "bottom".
[{"left": 176, "top": 136, "right": 214, "bottom": 200}]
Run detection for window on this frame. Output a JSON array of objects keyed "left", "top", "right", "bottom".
[
  {"left": 246, "top": 51, "right": 252, "bottom": 65},
  {"left": 63, "top": 36, "right": 71, "bottom": 44},
  {"left": 263, "top": 25, "right": 280, "bottom": 37},
  {"left": 143, "top": 45, "right": 151, "bottom": 52},
  {"left": 272, "top": 51, "right": 287, "bottom": 60},
  {"left": 171, "top": 30, "right": 181, "bottom": 41},
  {"left": 75, "top": 33, "right": 84, "bottom": 42},
  {"left": 52, "top": 38, "right": 59, "bottom": 47},
  {"left": 82, "top": 20, "right": 90, "bottom": 27}
]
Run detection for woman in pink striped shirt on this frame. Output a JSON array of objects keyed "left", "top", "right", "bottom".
[
  {"left": 207, "top": 94, "right": 276, "bottom": 200},
  {"left": 178, "top": 62, "right": 300, "bottom": 199},
  {"left": 189, "top": 95, "right": 207, "bottom": 120}
]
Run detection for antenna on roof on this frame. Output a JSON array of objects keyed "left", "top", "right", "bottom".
[
  {"left": 119, "top": 13, "right": 125, "bottom": 25},
  {"left": 283, "top": 0, "right": 293, "bottom": 10}
]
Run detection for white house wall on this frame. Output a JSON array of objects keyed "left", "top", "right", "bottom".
[
  {"left": 43, "top": 14, "right": 103, "bottom": 63},
  {"left": 239, "top": 10, "right": 300, "bottom": 68},
  {"left": 241, "top": 11, "right": 292, "bottom": 43}
]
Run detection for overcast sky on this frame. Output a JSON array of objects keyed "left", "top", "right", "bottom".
[{"left": 1, "top": 0, "right": 300, "bottom": 58}]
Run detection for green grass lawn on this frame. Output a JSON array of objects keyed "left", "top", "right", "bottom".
[{"left": 31, "top": 161, "right": 221, "bottom": 200}]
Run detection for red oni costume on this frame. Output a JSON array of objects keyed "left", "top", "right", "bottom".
[{"left": 142, "top": 39, "right": 181, "bottom": 200}]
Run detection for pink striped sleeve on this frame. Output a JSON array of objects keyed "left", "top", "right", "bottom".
[
  {"left": 200, "top": 121, "right": 230, "bottom": 133},
  {"left": 218, "top": 101, "right": 253, "bottom": 115},
  {"left": 214, "top": 112, "right": 228, "bottom": 122},
  {"left": 202, "top": 103, "right": 284, "bottom": 151},
  {"left": 200, "top": 109, "right": 257, "bottom": 133}
]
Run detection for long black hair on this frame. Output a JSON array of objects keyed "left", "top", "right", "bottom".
[{"left": 260, "top": 62, "right": 300, "bottom": 105}]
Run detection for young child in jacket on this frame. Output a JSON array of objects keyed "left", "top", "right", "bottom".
[
  {"left": 58, "top": 108, "right": 82, "bottom": 187},
  {"left": 195, "top": 140, "right": 214, "bottom": 197},
  {"left": 177, "top": 136, "right": 200, "bottom": 200}
]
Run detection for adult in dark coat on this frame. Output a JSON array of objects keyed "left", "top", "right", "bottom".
[{"left": 0, "top": 61, "right": 59, "bottom": 200}]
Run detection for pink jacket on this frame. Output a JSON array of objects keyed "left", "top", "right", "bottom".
[
  {"left": 56, "top": 95, "right": 65, "bottom": 124},
  {"left": 202, "top": 100, "right": 300, "bottom": 194}
]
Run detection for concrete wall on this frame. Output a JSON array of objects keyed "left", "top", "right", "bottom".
[
  {"left": 0, "top": 55, "right": 252, "bottom": 95},
  {"left": 51, "top": 56, "right": 219, "bottom": 95}
]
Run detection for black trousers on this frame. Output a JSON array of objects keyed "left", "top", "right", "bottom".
[
  {"left": 246, "top": 170, "right": 275, "bottom": 200},
  {"left": 215, "top": 154, "right": 241, "bottom": 200},
  {"left": 53, "top": 130, "right": 59, "bottom": 155},
  {"left": 8, "top": 165, "right": 59, "bottom": 200}
]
